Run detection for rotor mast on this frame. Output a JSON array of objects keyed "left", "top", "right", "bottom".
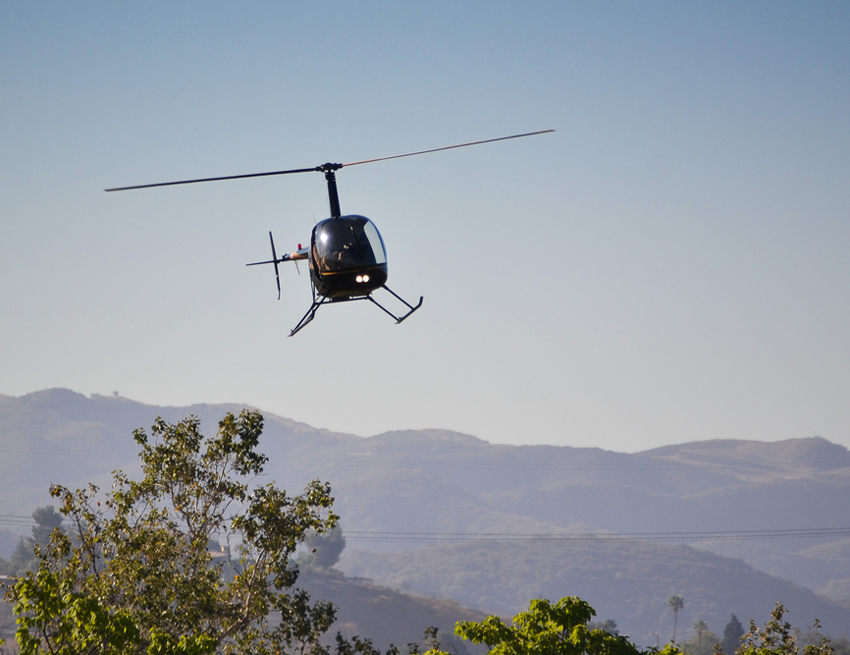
[{"left": 321, "top": 163, "right": 343, "bottom": 218}]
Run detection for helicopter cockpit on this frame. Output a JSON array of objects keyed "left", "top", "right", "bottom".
[{"left": 310, "top": 215, "right": 389, "bottom": 297}]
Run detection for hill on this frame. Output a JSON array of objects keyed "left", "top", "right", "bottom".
[
  {"left": 2, "top": 389, "right": 850, "bottom": 641},
  {"left": 339, "top": 540, "right": 847, "bottom": 646},
  {"left": 298, "top": 570, "right": 487, "bottom": 653}
]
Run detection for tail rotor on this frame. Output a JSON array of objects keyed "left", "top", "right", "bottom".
[
  {"left": 246, "top": 231, "right": 286, "bottom": 299},
  {"left": 269, "top": 232, "right": 281, "bottom": 299}
]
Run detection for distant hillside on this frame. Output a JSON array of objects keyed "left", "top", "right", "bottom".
[
  {"left": 2, "top": 389, "right": 850, "bottom": 641},
  {"left": 298, "top": 571, "right": 487, "bottom": 653},
  {"left": 339, "top": 540, "right": 850, "bottom": 646}
]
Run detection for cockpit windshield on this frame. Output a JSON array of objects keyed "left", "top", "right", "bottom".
[
  {"left": 313, "top": 216, "right": 386, "bottom": 272},
  {"left": 360, "top": 218, "right": 387, "bottom": 264}
]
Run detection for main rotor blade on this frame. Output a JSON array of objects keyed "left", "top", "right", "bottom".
[
  {"left": 104, "top": 166, "right": 321, "bottom": 192},
  {"left": 342, "top": 129, "right": 555, "bottom": 168},
  {"left": 105, "top": 129, "right": 555, "bottom": 191}
]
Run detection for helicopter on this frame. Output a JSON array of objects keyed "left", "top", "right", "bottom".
[{"left": 105, "top": 129, "right": 554, "bottom": 336}]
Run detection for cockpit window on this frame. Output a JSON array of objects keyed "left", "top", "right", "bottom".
[
  {"left": 360, "top": 219, "right": 387, "bottom": 265},
  {"left": 316, "top": 220, "right": 359, "bottom": 271},
  {"left": 313, "top": 216, "right": 387, "bottom": 271}
]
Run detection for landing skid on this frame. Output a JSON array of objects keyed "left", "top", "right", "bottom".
[{"left": 289, "top": 286, "right": 423, "bottom": 336}]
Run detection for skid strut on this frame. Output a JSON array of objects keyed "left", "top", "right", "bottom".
[{"left": 289, "top": 286, "right": 423, "bottom": 337}]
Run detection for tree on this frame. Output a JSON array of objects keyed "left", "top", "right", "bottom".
[
  {"left": 331, "top": 627, "right": 448, "bottom": 655},
  {"left": 435, "top": 596, "right": 680, "bottom": 655},
  {"left": 8, "top": 411, "right": 339, "bottom": 655},
  {"left": 668, "top": 596, "right": 685, "bottom": 644},
  {"left": 737, "top": 603, "right": 833, "bottom": 655},
  {"left": 722, "top": 615, "right": 744, "bottom": 655},
  {"left": 588, "top": 621, "right": 619, "bottom": 636},
  {"left": 9, "top": 506, "right": 67, "bottom": 575},
  {"left": 10, "top": 537, "right": 35, "bottom": 575},
  {"left": 681, "top": 620, "right": 719, "bottom": 655},
  {"left": 30, "top": 506, "right": 64, "bottom": 548}
]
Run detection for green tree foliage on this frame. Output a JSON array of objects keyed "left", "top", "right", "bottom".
[
  {"left": 722, "top": 615, "right": 745, "bottom": 655},
  {"left": 334, "top": 632, "right": 399, "bottom": 655},
  {"left": 331, "top": 627, "right": 447, "bottom": 655},
  {"left": 588, "top": 620, "right": 619, "bottom": 636},
  {"left": 8, "top": 411, "right": 339, "bottom": 655},
  {"left": 738, "top": 603, "right": 833, "bottom": 655},
  {"left": 437, "top": 596, "right": 680, "bottom": 655},
  {"left": 668, "top": 596, "right": 685, "bottom": 644}
]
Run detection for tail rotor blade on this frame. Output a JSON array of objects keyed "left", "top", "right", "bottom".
[{"left": 269, "top": 232, "right": 281, "bottom": 300}]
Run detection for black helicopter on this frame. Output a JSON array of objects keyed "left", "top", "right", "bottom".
[{"left": 105, "top": 129, "right": 554, "bottom": 335}]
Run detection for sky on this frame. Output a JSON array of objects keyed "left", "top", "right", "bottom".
[{"left": 1, "top": 2, "right": 848, "bottom": 453}]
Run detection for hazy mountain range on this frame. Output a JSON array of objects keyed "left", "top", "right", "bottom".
[{"left": 1, "top": 389, "right": 849, "bottom": 645}]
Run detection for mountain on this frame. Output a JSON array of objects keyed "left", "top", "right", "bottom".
[
  {"left": 298, "top": 570, "right": 487, "bottom": 653},
  {"left": 339, "top": 540, "right": 847, "bottom": 646},
  {"left": 2, "top": 389, "right": 850, "bottom": 641}
]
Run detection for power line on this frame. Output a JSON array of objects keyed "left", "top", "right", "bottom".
[
  {"left": 0, "top": 514, "right": 39, "bottom": 528},
  {"left": 343, "top": 526, "right": 850, "bottom": 545},
  {"left": 2, "top": 514, "right": 845, "bottom": 549}
]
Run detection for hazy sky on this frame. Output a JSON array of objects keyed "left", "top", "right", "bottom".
[{"left": 2, "top": 2, "right": 848, "bottom": 453}]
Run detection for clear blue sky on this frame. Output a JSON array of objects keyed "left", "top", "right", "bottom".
[{"left": 2, "top": 2, "right": 848, "bottom": 452}]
